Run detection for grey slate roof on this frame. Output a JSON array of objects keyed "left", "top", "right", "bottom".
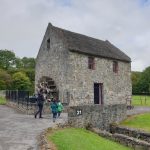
[{"left": 51, "top": 24, "right": 131, "bottom": 62}]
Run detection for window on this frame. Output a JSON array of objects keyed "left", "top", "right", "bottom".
[
  {"left": 113, "top": 61, "right": 118, "bottom": 73},
  {"left": 88, "top": 57, "right": 95, "bottom": 70},
  {"left": 47, "top": 38, "right": 50, "bottom": 49}
]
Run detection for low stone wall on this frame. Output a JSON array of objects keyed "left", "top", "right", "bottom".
[
  {"left": 110, "top": 125, "right": 150, "bottom": 143},
  {"left": 6, "top": 101, "right": 51, "bottom": 115},
  {"left": 7, "top": 101, "right": 68, "bottom": 115},
  {"left": 68, "top": 104, "right": 126, "bottom": 131},
  {"left": 91, "top": 128, "right": 150, "bottom": 150}
]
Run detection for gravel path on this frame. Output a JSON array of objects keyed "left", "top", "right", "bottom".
[
  {"left": 127, "top": 106, "right": 150, "bottom": 116},
  {"left": 0, "top": 105, "right": 68, "bottom": 150}
]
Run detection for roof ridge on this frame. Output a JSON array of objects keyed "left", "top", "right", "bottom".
[
  {"left": 53, "top": 25, "right": 105, "bottom": 43},
  {"left": 49, "top": 23, "right": 131, "bottom": 62}
]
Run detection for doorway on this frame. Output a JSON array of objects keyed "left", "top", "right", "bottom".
[{"left": 94, "top": 83, "right": 103, "bottom": 104}]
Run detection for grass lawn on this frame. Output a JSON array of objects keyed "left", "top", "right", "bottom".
[
  {"left": 120, "top": 113, "right": 150, "bottom": 132},
  {"left": 47, "top": 128, "right": 132, "bottom": 150},
  {"left": 132, "top": 95, "right": 150, "bottom": 106},
  {"left": 0, "top": 97, "right": 6, "bottom": 105}
]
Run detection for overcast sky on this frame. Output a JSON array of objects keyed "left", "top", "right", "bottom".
[{"left": 0, "top": 0, "right": 150, "bottom": 71}]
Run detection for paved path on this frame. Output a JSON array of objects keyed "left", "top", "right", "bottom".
[
  {"left": 0, "top": 105, "right": 68, "bottom": 150},
  {"left": 127, "top": 106, "right": 150, "bottom": 116}
]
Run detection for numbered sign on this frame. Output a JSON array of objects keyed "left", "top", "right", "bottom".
[{"left": 76, "top": 109, "right": 82, "bottom": 116}]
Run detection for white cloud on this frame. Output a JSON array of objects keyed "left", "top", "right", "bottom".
[{"left": 0, "top": 0, "right": 150, "bottom": 71}]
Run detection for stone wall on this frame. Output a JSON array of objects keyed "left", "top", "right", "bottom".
[
  {"left": 91, "top": 128, "right": 150, "bottom": 150},
  {"left": 110, "top": 125, "right": 150, "bottom": 143},
  {"left": 67, "top": 52, "right": 132, "bottom": 106},
  {"left": 68, "top": 104, "right": 126, "bottom": 131},
  {"left": 35, "top": 24, "right": 70, "bottom": 103},
  {"left": 36, "top": 23, "right": 132, "bottom": 106},
  {"left": 6, "top": 101, "right": 51, "bottom": 115}
]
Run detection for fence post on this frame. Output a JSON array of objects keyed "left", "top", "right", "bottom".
[{"left": 145, "top": 96, "right": 147, "bottom": 104}]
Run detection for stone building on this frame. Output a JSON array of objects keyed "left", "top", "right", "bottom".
[{"left": 35, "top": 23, "right": 132, "bottom": 106}]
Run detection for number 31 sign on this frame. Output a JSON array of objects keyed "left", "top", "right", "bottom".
[{"left": 76, "top": 109, "right": 82, "bottom": 116}]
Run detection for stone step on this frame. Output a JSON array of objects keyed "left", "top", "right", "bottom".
[
  {"left": 113, "top": 133, "right": 150, "bottom": 150},
  {"left": 110, "top": 125, "right": 150, "bottom": 143},
  {"left": 91, "top": 128, "right": 150, "bottom": 150}
]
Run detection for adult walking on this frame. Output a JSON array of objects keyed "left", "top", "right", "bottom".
[
  {"left": 50, "top": 98, "right": 58, "bottom": 122},
  {"left": 34, "top": 89, "right": 45, "bottom": 118}
]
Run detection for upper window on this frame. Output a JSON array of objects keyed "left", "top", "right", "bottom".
[
  {"left": 47, "top": 38, "right": 50, "bottom": 49},
  {"left": 88, "top": 57, "right": 95, "bottom": 70},
  {"left": 113, "top": 61, "right": 118, "bottom": 73}
]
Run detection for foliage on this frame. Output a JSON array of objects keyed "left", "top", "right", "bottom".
[
  {"left": 0, "top": 49, "right": 16, "bottom": 70},
  {"left": 131, "top": 71, "right": 141, "bottom": 93},
  {"left": 0, "top": 49, "right": 35, "bottom": 91},
  {"left": 138, "top": 67, "right": 150, "bottom": 93},
  {"left": 0, "top": 97, "right": 7, "bottom": 105},
  {"left": 48, "top": 128, "right": 131, "bottom": 150},
  {"left": 132, "top": 67, "right": 150, "bottom": 94},
  {"left": 0, "top": 69, "right": 12, "bottom": 90},
  {"left": 21, "top": 57, "right": 35, "bottom": 69},
  {"left": 0, "top": 50, "right": 35, "bottom": 70},
  {"left": 132, "top": 95, "right": 150, "bottom": 106},
  {"left": 120, "top": 113, "right": 150, "bottom": 132},
  {"left": 12, "top": 72, "right": 31, "bottom": 90},
  {"left": 15, "top": 57, "right": 24, "bottom": 69}
]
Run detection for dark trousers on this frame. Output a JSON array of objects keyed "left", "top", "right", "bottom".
[
  {"left": 35, "top": 104, "right": 43, "bottom": 118},
  {"left": 58, "top": 111, "right": 61, "bottom": 117},
  {"left": 52, "top": 112, "right": 57, "bottom": 119}
]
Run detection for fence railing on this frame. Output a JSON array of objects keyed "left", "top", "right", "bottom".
[
  {"left": 5, "top": 90, "right": 68, "bottom": 114},
  {"left": 6, "top": 90, "right": 37, "bottom": 112},
  {"left": 132, "top": 93, "right": 150, "bottom": 106},
  {"left": 132, "top": 92, "right": 150, "bottom": 96}
]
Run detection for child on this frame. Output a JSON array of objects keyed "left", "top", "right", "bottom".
[
  {"left": 57, "top": 100, "right": 63, "bottom": 117},
  {"left": 50, "top": 98, "right": 58, "bottom": 122}
]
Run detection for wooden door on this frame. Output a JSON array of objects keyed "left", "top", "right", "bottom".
[{"left": 94, "top": 83, "right": 103, "bottom": 104}]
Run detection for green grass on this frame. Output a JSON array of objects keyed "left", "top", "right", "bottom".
[
  {"left": 0, "top": 97, "right": 6, "bottom": 105},
  {"left": 120, "top": 113, "right": 150, "bottom": 132},
  {"left": 132, "top": 95, "right": 150, "bottom": 106},
  {"left": 47, "top": 128, "right": 132, "bottom": 150}
]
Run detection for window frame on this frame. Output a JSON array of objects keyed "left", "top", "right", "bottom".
[
  {"left": 113, "top": 61, "right": 118, "bottom": 73},
  {"left": 88, "top": 56, "right": 95, "bottom": 70},
  {"left": 47, "top": 38, "right": 50, "bottom": 49}
]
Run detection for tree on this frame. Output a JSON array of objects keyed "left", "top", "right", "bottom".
[
  {"left": 138, "top": 66, "right": 150, "bottom": 93},
  {"left": 0, "top": 49, "right": 16, "bottom": 70},
  {"left": 15, "top": 57, "right": 24, "bottom": 69},
  {"left": 12, "top": 72, "right": 31, "bottom": 90},
  {"left": 21, "top": 57, "right": 35, "bottom": 69},
  {"left": 0, "top": 69, "right": 12, "bottom": 90},
  {"left": 131, "top": 71, "right": 142, "bottom": 94},
  {"left": 0, "top": 80, "right": 6, "bottom": 90},
  {"left": 0, "top": 49, "right": 35, "bottom": 92}
]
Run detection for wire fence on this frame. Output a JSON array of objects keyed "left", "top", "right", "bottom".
[{"left": 132, "top": 93, "right": 150, "bottom": 106}]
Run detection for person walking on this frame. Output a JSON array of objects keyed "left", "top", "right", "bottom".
[
  {"left": 57, "top": 100, "right": 63, "bottom": 117},
  {"left": 50, "top": 98, "right": 58, "bottom": 122},
  {"left": 34, "top": 89, "right": 45, "bottom": 119}
]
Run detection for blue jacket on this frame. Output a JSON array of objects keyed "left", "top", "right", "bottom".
[{"left": 50, "top": 102, "right": 58, "bottom": 113}]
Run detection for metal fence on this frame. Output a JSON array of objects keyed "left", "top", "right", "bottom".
[
  {"left": 133, "top": 92, "right": 150, "bottom": 96},
  {"left": 132, "top": 93, "right": 150, "bottom": 106},
  {"left": 6, "top": 90, "right": 37, "bottom": 111}
]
